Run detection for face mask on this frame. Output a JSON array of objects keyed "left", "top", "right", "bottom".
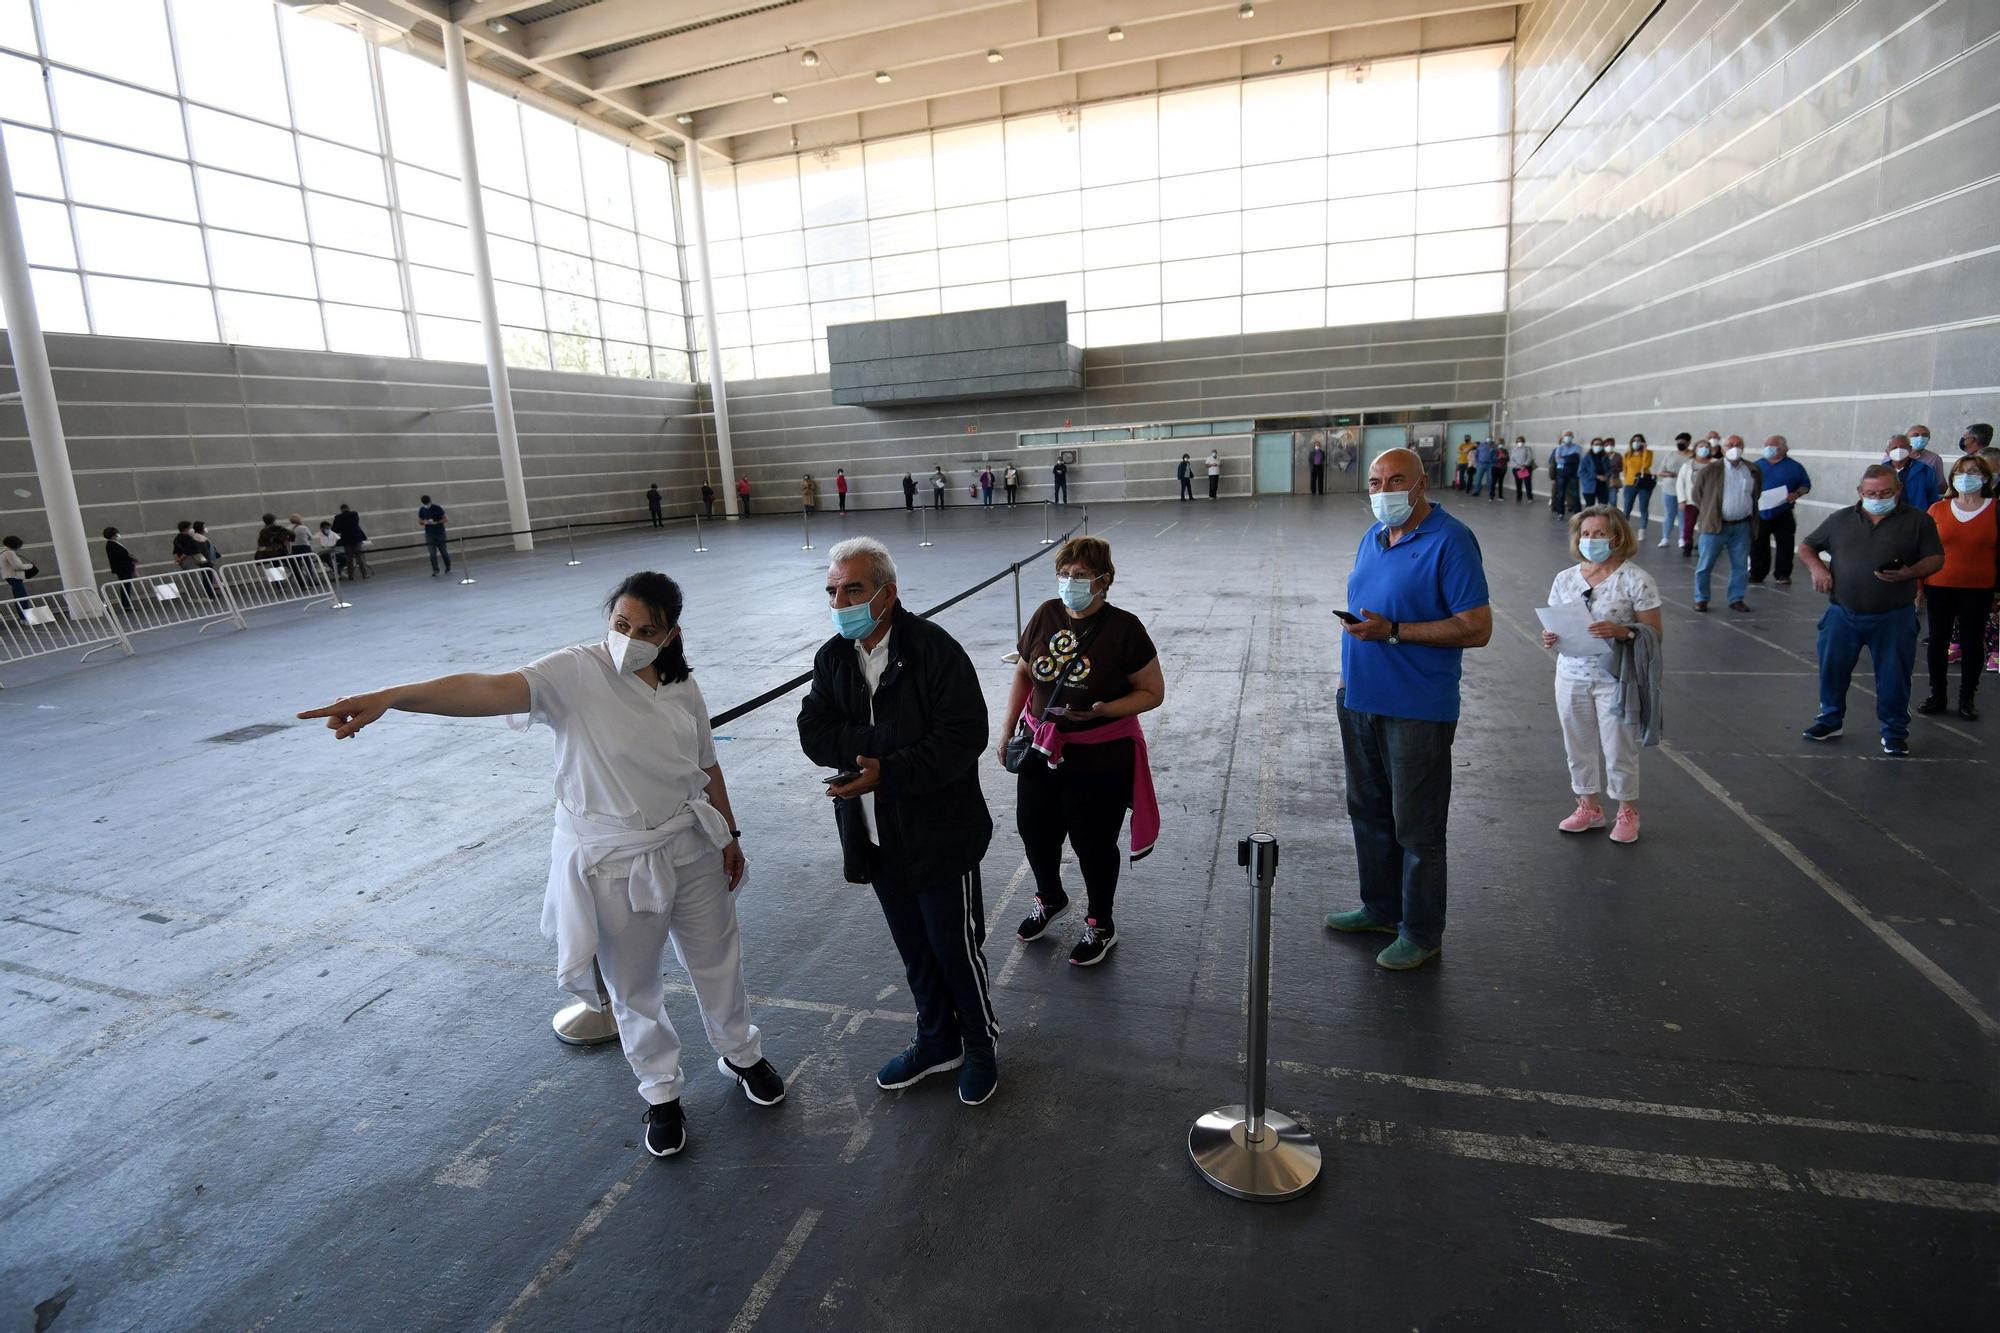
[
  {"left": 1590, "top": 443, "right": 1605, "bottom": 453},
  {"left": 1696, "top": 447, "right": 1711, "bottom": 459},
  {"left": 1058, "top": 575, "right": 1099, "bottom": 611},
  {"left": 830, "top": 587, "right": 885, "bottom": 641},
  {"left": 1861, "top": 496, "right": 1896, "bottom": 515},
  {"left": 1629, "top": 442, "right": 1643, "bottom": 451},
  {"left": 1725, "top": 447, "right": 1743, "bottom": 462},
  {"left": 1889, "top": 447, "right": 1911, "bottom": 462},
  {"left": 1579, "top": 537, "right": 1613, "bottom": 563},
  {"left": 1370, "top": 490, "right": 1414, "bottom": 527},
  {"left": 1953, "top": 473, "right": 1985, "bottom": 495},
  {"left": 1910, "top": 435, "right": 1928, "bottom": 451},
  {"left": 1561, "top": 435, "right": 1573, "bottom": 445},
  {"left": 1762, "top": 445, "right": 1779, "bottom": 461},
  {"left": 606, "top": 628, "right": 661, "bottom": 674}
]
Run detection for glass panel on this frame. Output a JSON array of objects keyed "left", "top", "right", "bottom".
[
  {"left": 874, "top": 288, "right": 939, "bottom": 319},
  {"left": 936, "top": 242, "right": 1007, "bottom": 286},
  {"left": 545, "top": 290, "right": 600, "bottom": 335},
  {"left": 316, "top": 249, "right": 402, "bottom": 308},
  {"left": 579, "top": 131, "right": 635, "bottom": 226},
  {"left": 1242, "top": 159, "right": 1324, "bottom": 209},
  {"left": 494, "top": 279, "right": 545, "bottom": 327},
  {"left": 1087, "top": 305, "right": 1161, "bottom": 346},
  {"left": 1416, "top": 182, "right": 1508, "bottom": 231},
  {"left": 799, "top": 147, "right": 866, "bottom": 226},
  {"left": 484, "top": 190, "right": 534, "bottom": 242},
  {"left": 1326, "top": 191, "right": 1415, "bottom": 243},
  {"left": 504, "top": 326, "right": 551, "bottom": 369},
  {"left": 1161, "top": 255, "right": 1239, "bottom": 302},
  {"left": 1327, "top": 147, "right": 1415, "bottom": 199},
  {"left": 279, "top": 9, "right": 378, "bottom": 150},
  {"left": 51, "top": 70, "right": 184, "bottom": 159},
  {"left": 1160, "top": 212, "right": 1238, "bottom": 261},
  {"left": 28, "top": 268, "right": 89, "bottom": 334},
  {"left": 1080, "top": 181, "right": 1157, "bottom": 229},
  {"left": 1005, "top": 114, "right": 1079, "bottom": 194},
  {"left": 1243, "top": 202, "right": 1325, "bottom": 253},
  {"left": 76, "top": 208, "right": 206, "bottom": 282},
  {"left": 745, "top": 267, "right": 807, "bottom": 305},
  {"left": 324, "top": 302, "right": 409, "bottom": 357},
  {"left": 64, "top": 139, "right": 197, "bottom": 219},
  {"left": 1009, "top": 232, "right": 1081, "bottom": 279},
  {"left": 1158, "top": 84, "right": 1238, "bottom": 175},
  {"left": 750, "top": 303, "right": 810, "bottom": 343},
  {"left": 804, "top": 220, "right": 868, "bottom": 264},
  {"left": 43, "top": 0, "right": 175, "bottom": 92},
  {"left": 810, "top": 295, "right": 872, "bottom": 333},
  {"left": 596, "top": 260, "right": 643, "bottom": 305},
  {"left": 872, "top": 250, "right": 937, "bottom": 293},
  {"left": 1414, "top": 226, "right": 1508, "bottom": 278},
  {"left": 200, "top": 170, "right": 308, "bottom": 240},
  {"left": 172, "top": 0, "right": 288, "bottom": 124},
  {"left": 1243, "top": 245, "right": 1324, "bottom": 293},
  {"left": 489, "top": 235, "right": 540, "bottom": 285},
  {"left": 0, "top": 52, "right": 49, "bottom": 127},
  {"left": 1413, "top": 270, "right": 1505, "bottom": 316},
  {"left": 935, "top": 200, "right": 1007, "bottom": 247},
  {"left": 534, "top": 204, "right": 588, "bottom": 254},
  {"left": 1082, "top": 222, "right": 1158, "bottom": 269},
  {"left": 1081, "top": 97, "right": 1157, "bottom": 186},
  {"left": 1329, "top": 57, "right": 1416, "bottom": 152},
  {"left": 540, "top": 247, "right": 595, "bottom": 296},
  {"left": 1084, "top": 263, "right": 1158, "bottom": 309},
  {"left": 403, "top": 215, "right": 471, "bottom": 272},
  {"left": 869, "top": 211, "right": 935, "bottom": 256},
  {"left": 1007, "top": 190, "right": 1080, "bottom": 238},
  {"left": 1162, "top": 298, "right": 1238, "bottom": 339},
  {"left": 411, "top": 264, "right": 477, "bottom": 318},
  {"left": 218, "top": 290, "right": 323, "bottom": 349},
  {"left": 932, "top": 122, "right": 1004, "bottom": 207},
  {"left": 1326, "top": 236, "right": 1414, "bottom": 285},
  {"left": 632, "top": 156, "right": 677, "bottom": 240},
  {"left": 521, "top": 109, "right": 585, "bottom": 212},
  {"left": 742, "top": 229, "right": 804, "bottom": 274},
  {"left": 4, "top": 125, "right": 63, "bottom": 197},
  {"left": 706, "top": 238, "right": 743, "bottom": 278},
  {"left": 1418, "top": 46, "right": 1510, "bottom": 143},
  {"left": 1416, "top": 136, "right": 1509, "bottom": 189},
  {"left": 378, "top": 49, "right": 456, "bottom": 175},
  {"left": 88, "top": 275, "right": 217, "bottom": 340},
  {"left": 301, "top": 138, "right": 386, "bottom": 204},
  {"left": 1243, "top": 288, "right": 1324, "bottom": 334},
  {"left": 808, "top": 258, "right": 871, "bottom": 301},
  {"left": 752, "top": 341, "right": 812, "bottom": 377},
  {"left": 189, "top": 107, "right": 296, "bottom": 184},
  {"left": 864, "top": 135, "right": 932, "bottom": 217},
  {"left": 733, "top": 155, "right": 801, "bottom": 235},
  {"left": 307, "top": 193, "right": 394, "bottom": 256},
  {"left": 210, "top": 231, "right": 315, "bottom": 297},
  {"left": 707, "top": 273, "right": 746, "bottom": 312},
  {"left": 468, "top": 87, "right": 528, "bottom": 195},
  {"left": 590, "top": 221, "right": 639, "bottom": 267},
  {"left": 604, "top": 340, "right": 647, "bottom": 377},
  {"left": 602, "top": 299, "right": 648, "bottom": 341},
  {"left": 1170, "top": 422, "right": 1212, "bottom": 437},
  {"left": 16, "top": 197, "right": 74, "bottom": 267},
  {"left": 1159, "top": 167, "right": 1239, "bottom": 219},
  {"left": 941, "top": 280, "right": 1011, "bottom": 311},
  {"left": 419, "top": 314, "right": 485, "bottom": 363},
  {"left": 1242, "top": 72, "right": 1325, "bottom": 164},
  {"left": 396, "top": 162, "right": 463, "bottom": 223},
  {"left": 1325, "top": 279, "right": 1412, "bottom": 325},
  {"left": 652, "top": 347, "right": 691, "bottom": 381},
  {"left": 1008, "top": 272, "right": 1080, "bottom": 308}
]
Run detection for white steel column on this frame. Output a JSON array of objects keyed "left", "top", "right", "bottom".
[
  {"left": 682, "top": 142, "right": 738, "bottom": 518},
  {"left": 0, "top": 131, "right": 100, "bottom": 615},
  {"left": 442, "top": 23, "right": 533, "bottom": 551}
]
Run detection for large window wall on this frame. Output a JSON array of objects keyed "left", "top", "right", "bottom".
[
  {"left": 0, "top": 0, "right": 690, "bottom": 379},
  {"left": 687, "top": 45, "right": 1510, "bottom": 380}
]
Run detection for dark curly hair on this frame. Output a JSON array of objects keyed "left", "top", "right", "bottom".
[{"left": 604, "top": 570, "right": 691, "bottom": 683}]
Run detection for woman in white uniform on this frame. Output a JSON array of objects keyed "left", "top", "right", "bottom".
[{"left": 299, "top": 571, "right": 783, "bottom": 1158}]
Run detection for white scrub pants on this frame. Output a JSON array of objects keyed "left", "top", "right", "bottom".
[
  {"left": 1555, "top": 674, "right": 1642, "bottom": 803},
  {"left": 590, "top": 854, "right": 761, "bottom": 1104}
]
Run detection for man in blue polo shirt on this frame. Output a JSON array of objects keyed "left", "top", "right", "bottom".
[
  {"left": 417, "top": 494, "right": 451, "bottom": 576},
  {"left": 1325, "top": 448, "right": 1492, "bottom": 970},
  {"left": 1749, "top": 435, "right": 1810, "bottom": 586}
]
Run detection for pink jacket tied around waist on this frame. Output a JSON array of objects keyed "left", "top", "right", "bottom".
[{"left": 1017, "top": 710, "right": 1160, "bottom": 862}]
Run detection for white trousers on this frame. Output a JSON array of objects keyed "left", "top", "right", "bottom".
[
  {"left": 1555, "top": 674, "right": 1643, "bottom": 803},
  {"left": 590, "top": 854, "right": 761, "bottom": 1104}
]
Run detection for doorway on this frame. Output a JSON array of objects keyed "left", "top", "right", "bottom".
[
  {"left": 1252, "top": 432, "right": 1295, "bottom": 494},
  {"left": 1361, "top": 425, "right": 1409, "bottom": 479}
]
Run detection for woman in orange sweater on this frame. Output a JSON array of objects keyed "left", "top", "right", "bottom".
[{"left": 1921, "top": 454, "right": 1998, "bottom": 720}]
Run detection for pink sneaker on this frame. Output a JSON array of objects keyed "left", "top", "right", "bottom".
[
  {"left": 1559, "top": 798, "right": 1606, "bottom": 834},
  {"left": 1609, "top": 808, "right": 1640, "bottom": 844}
]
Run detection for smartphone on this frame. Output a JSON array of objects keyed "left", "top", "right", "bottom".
[
  {"left": 1332, "top": 609, "right": 1362, "bottom": 624},
  {"left": 823, "top": 770, "right": 862, "bottom": 786},
  {"left": 1876, "top": 558, "right": 1907, "bottom": 573},
  {"left": 1043, "top": 704, "right": 1070, "bottom": 717}
]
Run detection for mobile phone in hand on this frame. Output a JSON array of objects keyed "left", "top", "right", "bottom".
[
  {"left": 823, "top": 770, "right": 862, "bottom": 786},
  {"left": 1333, "top": 610, "right": 1362, "bottom": 624}
]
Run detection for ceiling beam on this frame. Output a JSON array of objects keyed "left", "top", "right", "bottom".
[
  {"left": 588, "top": 0, "right": 1019, "bottom": 92},
  {"left": 526, "top": 2, "right": 763, "bottom": 62},
  {"left": 449, "top": 0, "right": 540, "bottom": 23},
  {"left": 696, "top": 42, "right": 1064, "bottom": 138}
]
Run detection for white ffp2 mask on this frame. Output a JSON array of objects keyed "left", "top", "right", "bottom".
[{"left": 606, "top": 629, "right": 661, "bottom": 674}]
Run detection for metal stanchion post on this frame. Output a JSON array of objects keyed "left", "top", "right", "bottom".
[
  {"left": 1188, "top": 833, "right": 1321, "bottom": 1201},
  {"left": 1083, "top": 504, "right": 1090, "bottom": 535},
  {"left": 918, "top": 503, "right": 933, "bottom": 548},
  {"left": 327, "top": 552, "right": 351, "bottom": 610},
  {"left": 801, "top": 507, "right": 814, "bottom": 551},
  {"left": 457, "top": 535, "right": 476, "bottom": 586},
  {"left": 1040, "top": 500, "right": 1054, "bottom": 545},
  {"left": 565, "top": 521, "right": 582, "bottom": 566},
  {"left": 692, "top": 511, "right": 707, "bottom": 553},
  {"left": 1001, "top": 563, "right": 1023, "bottom": 665}
]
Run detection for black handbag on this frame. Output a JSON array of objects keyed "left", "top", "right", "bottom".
[{"left": 1004, "top": 613, "right": 1108, "bottom": 773}]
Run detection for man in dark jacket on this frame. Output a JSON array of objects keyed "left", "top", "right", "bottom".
[
  {"left": 329, "top": 505, "right": 368, "bottom": 580},
  {"left": 799, "top": 537, "right": 999, "bottom": 1106}
]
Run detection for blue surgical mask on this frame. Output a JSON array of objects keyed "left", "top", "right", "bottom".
[
  {"left": 1952, "top": 473, "right": 1984, "bottom": 495},
  {"left": 1910, "top": 434, "right": 1929, "bottom": 451},
  {"left": 1861, "top": 496, "right": 1896, "bottom": 516},
  {"left": 1370, "top": 490, "right": 1414, "bottom": 527},
  {"left": 1762, "top": 445, "right": 1779, "bottom": 461},
  {"left": 1057, "top": 575, "right": 1099, "bottom": 611},
  {"left": 1579, "top": 537, "right": 1613, "bottom": 563},
  {"left": 1696, "top": 446, "right": 1712, "bottom": 458},
  {"left": 830, "top": 587, "right": 885, "bottom": 640}
]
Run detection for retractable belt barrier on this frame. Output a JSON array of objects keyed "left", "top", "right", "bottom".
[
  {"left": 0, "top": 588, "right": 133, "bottom": 685},
  {"left": 218, "top": 552, "right": 340, "bottom": 616}
]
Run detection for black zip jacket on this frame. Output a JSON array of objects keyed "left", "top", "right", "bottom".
[{"left": 798, "top": 603, "right": 992, "bottom": 888}]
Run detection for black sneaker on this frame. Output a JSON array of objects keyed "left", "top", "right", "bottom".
[
  {"left": 717, "top": 1055, "right": 786, "bottom": 1106},
  {"left": 1916, "top": 695, "right": 1946, "bottom": 714},
  {"left": 642, "top": 1099, "right": 686, "bottom": 1157},
  {"left": 1801, "top": 721, "right": 1842, "bottom": 742},
  {"left": 876, "top": 1043, "right": 963, "bottom": 1090},
  {"left": 1017, "top": 893, "right": 1069, "bottom": 941},
  {"left": 1069, "top": 917, "right": 1117, "bottom": 967},
  {"left": 1959, "top": 699, "right": 1979, "bottom": 722},
  {"left": 1881, "top": 736, "right": 1910, "bottom": 757}
]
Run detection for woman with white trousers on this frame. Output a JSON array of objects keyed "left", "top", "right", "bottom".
[
  {"left": 1540, "top": 506, "right": 1663, "bottom": 844},
  {"left": 298, "top": 570, "right": 783, "bottom": 1159}
]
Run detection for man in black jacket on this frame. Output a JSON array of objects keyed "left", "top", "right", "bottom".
[{"left": 799, "top": 537, "right": 999, "bottom": 1106}]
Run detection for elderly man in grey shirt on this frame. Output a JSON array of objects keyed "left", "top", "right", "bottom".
[{"left": 1685, "top": 434, "right": 1761, "bottom": 612}]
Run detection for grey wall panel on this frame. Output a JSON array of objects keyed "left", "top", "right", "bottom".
[{"left": 1505, "top": 0, "right": 1999, "bottom": 519}]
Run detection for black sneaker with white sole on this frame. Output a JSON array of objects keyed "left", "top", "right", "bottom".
[
  {"left": 717, "top": 1055, "right": 786, "bottom": 1106},
  {"left": 1069, "top": 917, "right": 1117, "bottom": 967},
  {"left": 1881, "top": 736, "right": 1910, "bottom": 757},
  {"left": 1017, "top": 893, "right": 1070, "bottom": 941},
  {"left": 1801, "top": 721, "right": 1842, "bottom": 742},
  {"left": 642, "top": 1099, "right": 686, "bottom": 1157}
]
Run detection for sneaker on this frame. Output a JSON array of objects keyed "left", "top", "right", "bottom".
[
  {"left": 1881, "top": 736, "right": 1909, "bottom": 757},
  {"left": 1774, "top": 578, "right": 1791, "bottom": 587},
  {"left": 1559, "top": 797, "right": 1606, "bottom": 833},
  {"left": 1375, "top": 937, "right": 1441, "bottom": 971},
  {"left": 875, "top": 1043, "right": 963, "bottom": 1090},
  {"left": 1916, "top": 695, "right": 1946, "bottom": 715},
  {"left": 642, "top": 1099, "right": 686, "bottom": 1157},
  {"left": 1016, "top": 893, "right": 1069, "bottom": 942},
  {"left": 1729, "top": 600, "right": 1751, "bottom": 613},
  {"left": 958, "top": 1045, "right": 998, "bottom": 1106},
  {"left": 1324, "top": 908, "right": 1396, "bottom": 935},
  {"left": 717, "top": 1055, "right": 786, "bottom": 1106},
  {"left": 1694, "top": 601, "right": 1709, "bottom": 612},
  {"left": 1069, "top": 917, "right": 1117, "bottom": 966},
  {"left": 1959, "top": 699, "right": 1979, "bottom": 721},
  {"left": 1801, "top": 721, "right": 1842, "bottom": 742},
  {"left": 1609, "top": 808, "right": 1640, "bottom": 844}
]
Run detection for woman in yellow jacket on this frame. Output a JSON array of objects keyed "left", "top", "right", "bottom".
[{"left": 1617, "top": 434, "right": 1657, "bottom": 535}]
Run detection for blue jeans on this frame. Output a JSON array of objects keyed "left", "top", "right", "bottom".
[
  {"left": 1473, "top": 464, "right": 1493, "bottom": 495},
  {"left": 1337, "top": 692, "right": 1456, "bottom": 950},
  {"left": 1553, "top": 473, "right": 1581, "bottom": 515},
  {"left": 1621, "top": 484, "right": 1653, "bottom": 527},
  {"left": 1695, "top": 519, "right": 1751, "bottom": 604},
  {"left": 981, "top": 487, "right": 993, "bottom": 507},
  {"left": 426, "top": 530, "right": 452, "bottom": 573},
  {"left": 1816, "top": 603, "right": 1918, "bottom": 742}
]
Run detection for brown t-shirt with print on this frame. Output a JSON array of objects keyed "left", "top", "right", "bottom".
[{"left": 1018, "top": 599, "right": 1158, "bottom": 769}]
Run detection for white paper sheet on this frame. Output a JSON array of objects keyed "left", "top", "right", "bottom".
[
  {"left": 1536, "top": 602, "right": 1612, "bottom": 658},
  {"left": 1758, "top": 485, "right": 1789, "bottom": 511}
]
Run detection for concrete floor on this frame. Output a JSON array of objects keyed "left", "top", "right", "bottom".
[{"left": 1, "top": 494, "right": 1994, "bottom": 1332}]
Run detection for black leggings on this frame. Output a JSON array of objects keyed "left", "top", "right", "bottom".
[
  {"left": 1016, "top": 745, "right": 1133, "bottom": 925},
  {"left": 1927, "top": 586, "right": 1994, "bottom": 701}
]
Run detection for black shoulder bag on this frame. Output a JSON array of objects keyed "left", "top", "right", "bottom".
[{"left": 1004, "top": 612, "right": 1109, "bottom": 773}]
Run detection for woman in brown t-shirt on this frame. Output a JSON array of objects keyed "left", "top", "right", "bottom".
[{"left": 997, "top": 536, "right": 1166, "bottom": 966}]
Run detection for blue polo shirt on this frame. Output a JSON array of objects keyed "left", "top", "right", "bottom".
[
  {"left": 1758, "top": 456, "right": 1810, "bottom": 518},
  {"left": 1341, "top": 503, "right": 1490, "bottom": 723}
]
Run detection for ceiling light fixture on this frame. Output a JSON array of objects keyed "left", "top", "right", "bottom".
[
  {"left": 1270, "top": 53, "right": 1284, "bottom": 67},
  {"left": 1107, "top": 26, "right": 1124, "bottom": 41},
  {"left": 677, "top": 113, "right": 694, "bottom": 125},
  {"left": 800, "top": 50, "right": 819, "bottom": 67},
  {"left": 874, "top": 70, "right": 892, "bottom": 83},
  {"left": 485, "top": 18, "right": 509, "bottom": 34},
  {"left": 986, "top": 49, "right": 1004, "bottom": 63},
  {"left": 771, "top": 91, "right": 788, "bottom": 104},
  {"left": 1239, "top": 2, "right": 1254, "bottom": 15}
]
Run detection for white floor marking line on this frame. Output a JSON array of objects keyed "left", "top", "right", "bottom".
[
  {"left": 983, "top": 856, "right": 1032, "bottom": 936},
  {"left": 725, "top": 1208, "right": 823, "bottom": 1333},
  {"left": 1327, "top": 1115, "right": 1999, "bottom": 1214},
  {"left": 1658, "top": 740, "right": 1999, "bottom": 1042},
  {"left": 1154, "top": 520, "right": 1180, "bottom": 537},
  {"left": 434, "top": 1073, "right": 563, "bottom": 1189},
  {"left": 1272, "top": 1059, "right": 2000, "bottom": 1145},
  {"left": 1531, "top": 1218, "right": 1654, "bottom": 1243},
  {"left": 487, "top": 1159, "right": 645, "bottom": 1333},
  {"left": 1778, "top": 762, "right": 1996, "bottom": 917}
]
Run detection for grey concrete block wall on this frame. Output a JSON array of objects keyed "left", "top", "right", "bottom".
[
  {"left": 827, "top": 302, "right": 1084, "bottom": 405},
  {"left": 1503, "top": 0, "right": 2000, "bottom": 519},
  {"left": 0, "top": 333, "right": 700, "bottom": 582}
]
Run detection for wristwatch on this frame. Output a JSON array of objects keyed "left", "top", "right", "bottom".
[{"left": 1386, "top": 619, "right": 1402, "bottom": 645}]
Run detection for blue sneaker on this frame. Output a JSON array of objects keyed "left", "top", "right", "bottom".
[
  {"left": 1375, "top": 937, "right": 1441, "bottom": 971},
  {"left": 875, "top": 1043, "right": 963, "bottom": 1091},
  {"left": 958, "top": 1045, "right": 998, "bottom": 1106},
  {"left": 1881, "top": 735, "right": 1909, "bottom": 757}
]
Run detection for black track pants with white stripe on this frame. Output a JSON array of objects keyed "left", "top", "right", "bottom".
[{"left": 872, "top": 865, "right": 999, "bottom": 1053}]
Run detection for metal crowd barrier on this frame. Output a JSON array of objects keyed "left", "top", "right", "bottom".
[
  {"left": 99, "top": 565, "right": 244, "bottom": 639},
  {"left": 0, "top": 587, "right": 134, "bottom": 685},
  {"left": 217, "top": 552, "right": 340, "bottom": 616}
]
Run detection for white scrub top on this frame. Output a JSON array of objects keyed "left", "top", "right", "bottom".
[{"left": 513, "top": 642, "right": 718, "bottom": 832}]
